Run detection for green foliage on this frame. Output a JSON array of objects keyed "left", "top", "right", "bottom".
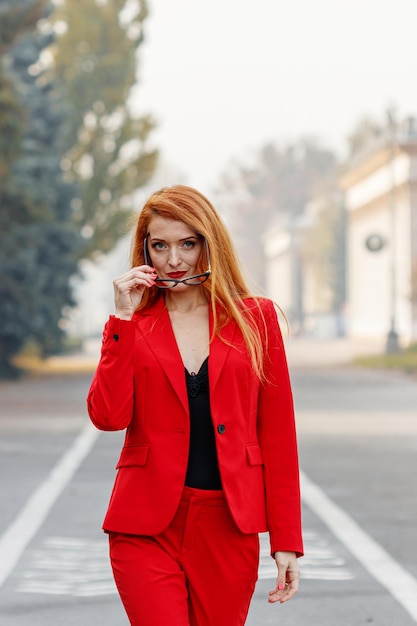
[
  {"left": 52, "top": 0, "right": 158, "bottom": 259},
  {"left": 0, "top": 0, "right": 157, "bottom": 377},
  {"left": 354, "top": 343, "right": 417, "bottom": 376},
  {"left": 0, "top": 0, "right": 80, "bottom": 377},
  {"left": 0, "top": 0, "right": 46, "bottom": 50},
  {"left": 0, "top": 72, "right": 24, "bottom": 179},
  {"left": 0, "top": 0, "right": 48, "bottom": 180}
]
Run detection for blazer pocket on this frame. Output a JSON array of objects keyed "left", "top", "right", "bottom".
[
  {"left": 246, "top": 443, "right": 263, "bottom": 466},
  {"left": 116, "top": 444, "right": 150, "bottom": 468}
]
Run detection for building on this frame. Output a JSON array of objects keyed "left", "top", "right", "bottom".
[
  {"left": 262, "top": 194, "right": 345, "bottom": 339},
  {"left": 263, "top": 118, "right": 417, "bottom": 346},
  {"left": 340, "top": 119, "right": 417, "bottom": 345}
]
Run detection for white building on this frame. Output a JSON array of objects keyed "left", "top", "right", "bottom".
[
  {"left": 340, "top": 122, "right": 417, "bottom": 344},
  {"left": 262, "top": 217, "right": 306, "bottom": 336},
  {"left": 262, "top": 201, "right": 345, "bottom": 339}
]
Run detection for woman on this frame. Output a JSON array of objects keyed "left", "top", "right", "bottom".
[{"left": 87, "top": 185, "right": 303, "bottom": 626}]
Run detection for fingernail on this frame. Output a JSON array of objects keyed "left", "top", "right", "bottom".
[{"left": 278, "top": 582, "right": 284, "bottom": 590}]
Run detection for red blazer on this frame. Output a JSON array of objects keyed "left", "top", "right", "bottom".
[{"left": 87, "top": 296, "right": 303, "bottom": 557}]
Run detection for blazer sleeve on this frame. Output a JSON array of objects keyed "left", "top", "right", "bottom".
[
  {"left": 257, "top": 299, "right": 303, "bottom": 558},
  {"left": 87, "top": 315, "right": 136, "bottom": 431}
]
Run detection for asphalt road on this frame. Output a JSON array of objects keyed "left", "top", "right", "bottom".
[{"left": 0, "top": 357, "right": 416, "bottom": 625}]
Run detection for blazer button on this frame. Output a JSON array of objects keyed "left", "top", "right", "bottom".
[
  {"left": 217, "top": 424, "right": 226, "bottom": 434},
  {"left": 113, "top": 333, "right": 119, "bottom": 341}
]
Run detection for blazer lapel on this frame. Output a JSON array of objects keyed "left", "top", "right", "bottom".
[
  {"left": 136, "top": 299, "right": 239, "bottom": 412},
  {"left": 208, "top": 306, "right": 238, "bottom": 392},
  {"left": 136, "top": 298, "right": 189, "bottom": 416}
]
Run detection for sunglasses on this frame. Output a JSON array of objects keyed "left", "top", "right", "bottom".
[{"left": 143, "top": 237, "right": 211, "bottom": 288}]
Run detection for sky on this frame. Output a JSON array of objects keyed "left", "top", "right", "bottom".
[{"left": 130, "top": 0, "right": 417, "bottom": 196}]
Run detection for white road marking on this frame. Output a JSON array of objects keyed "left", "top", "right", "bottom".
[
  {"left": 258, "top": 530, "right": 354, "bottom": 581},
  {"left": 17, "top": 537, "right": 116, "bottom": 597},
  {"left": 2, "top": 422, "right": 416, "bottom": 622},
  {"left": 301, "top": 469, "right": 417, "bottom": 623},
  {"left": 22, "top": 530, "right": 351, "bottom": 597},
  {"left": 0, "top": 423, "right": 99, "bottom": 588}
]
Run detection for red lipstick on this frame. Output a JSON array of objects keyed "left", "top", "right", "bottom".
[{"left": 167, "top": 271, "right": 187, "bottom": 279}]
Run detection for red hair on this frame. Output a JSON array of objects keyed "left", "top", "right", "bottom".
[{"left": 131, "top": 185, "right": 269, "bottom": 379}]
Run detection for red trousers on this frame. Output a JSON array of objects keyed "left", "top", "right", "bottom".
[{"left": 109, "top": 487, "right": 259, "bottom": 626}]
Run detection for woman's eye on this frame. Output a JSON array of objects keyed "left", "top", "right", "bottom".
[
  {"left": 151, "top": 242, "right": 166, "bottom": 250},
  {"left": 182, "top": 240, "right": 195, "bottom": 249}
]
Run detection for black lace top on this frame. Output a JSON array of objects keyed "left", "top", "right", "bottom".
[{"left": 184, "top": 357, "right": 222, "bottom": 490}]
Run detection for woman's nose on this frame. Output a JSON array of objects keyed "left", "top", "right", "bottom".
[{"left": 168, "top": 248, "right": 181, "bottom": 266}]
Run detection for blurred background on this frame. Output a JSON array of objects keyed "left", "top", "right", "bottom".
[
  {"left": 2, "top": 4, "right": 417, "bottom": 624},
  {"left": 1, "top": 0, "right": 417, "bottom": 378}
]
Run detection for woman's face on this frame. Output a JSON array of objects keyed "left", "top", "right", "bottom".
[{"left": 146, "top": 216, "right": 203, "bottom": 288}]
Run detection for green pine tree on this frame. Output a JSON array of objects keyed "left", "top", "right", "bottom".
[
  {"left": 0, "top": 0, "right": 158, "bottom": 378},
  {"left": 0, "top": 0, "right": 80, "bottom": 377}
]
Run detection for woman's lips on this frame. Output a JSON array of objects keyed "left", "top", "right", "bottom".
[{"left": 166, "top": 271, "right": 187, "bottom": 279}]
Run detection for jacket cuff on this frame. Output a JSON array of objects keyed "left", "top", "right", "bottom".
[
  {"left": 270, "top": 530, "right": 304, "bottom": 559},
  {"left": 102, "top": 315, "right": 136, "bottom": 356}
]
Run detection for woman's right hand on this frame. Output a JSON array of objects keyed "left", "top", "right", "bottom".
[{"left": 113, "top": 265, "right": 157, "bottom": 320}]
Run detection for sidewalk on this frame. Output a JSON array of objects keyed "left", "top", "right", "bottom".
[
  {"left": 284, "top": 336, "right": 385, "bottom": 369},
  {"left": 38, "top": 336, "right": 385, "bottom": 374},
  {"left": 19, "top": 338, "right": 101, "bottom": 376}
]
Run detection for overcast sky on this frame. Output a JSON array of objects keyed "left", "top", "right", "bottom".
[{"left": 129, "top": 0, "right": 417, "bottom": 195}]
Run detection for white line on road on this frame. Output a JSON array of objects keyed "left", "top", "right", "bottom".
[
  {"left": 16, "top": 536, "right": 117, "bottom": 597},
  {"left": 258, "top": 530, "right": 353, "bottom": 581},
  {"left": 0, "top": 423, "right": 99, "bottom": 588},
  {"left": 301, "top": 469, "right": 417, "bottom": 623}
]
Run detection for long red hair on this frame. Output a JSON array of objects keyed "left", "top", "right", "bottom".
[{"left": 131, "top": 185, "right": 268, "bottom": 379}]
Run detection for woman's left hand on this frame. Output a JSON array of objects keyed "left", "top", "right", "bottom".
[{"left": 268, "top": 551, "right": 300, "bottom": 604}]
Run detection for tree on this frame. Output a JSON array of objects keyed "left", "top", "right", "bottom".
[
  {"left": 346, "top": 108, "right": 400, "bottom": 160},
  {"left": 0, "top": 0, "right": 45, "bottom": 179},
  {"left": 0, "top": 0, "right": 80, "bottom": 377},
  {"left": 0, "top": 0, "right": 158, "bottom": 377},
  {"left": 51, "top": 0, "right": 158, "bottom": 259},
  {"left": 217, "top": 139, "right": 337, "bottom": 288},
  {"left": 301, "top": 185, "right": 346, "bottom": 321}
]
